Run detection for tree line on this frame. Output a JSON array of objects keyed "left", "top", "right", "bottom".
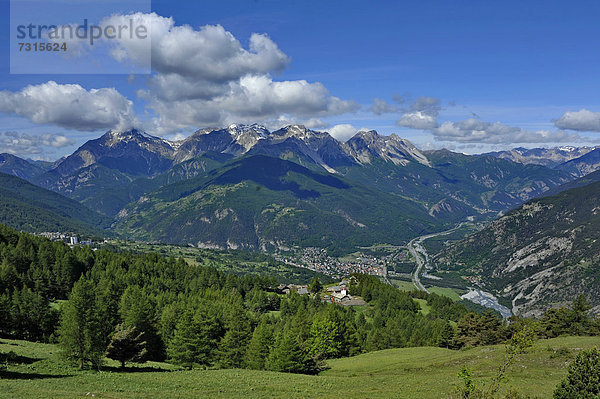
[{"left": 0, "top": 224, "right": 598, "bottom": 374}]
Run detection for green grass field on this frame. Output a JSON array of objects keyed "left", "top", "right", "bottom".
[
  {"left": 413, "top": 298, "right": 431, "bottom": 315},
  {"left": 2, "top": 336, "right": 598, "bottom": 398}
]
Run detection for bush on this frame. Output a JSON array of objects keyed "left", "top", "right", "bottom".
[{"left": 553, "top": 348, "right": 600, "bottom": 398}]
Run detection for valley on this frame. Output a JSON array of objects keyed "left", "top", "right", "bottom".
[
  {"left": 2, "top": 124, "right": 600, "bottom": 317},
  {"left": 3, "top": 4, "right": 600, "bottom": 398}
]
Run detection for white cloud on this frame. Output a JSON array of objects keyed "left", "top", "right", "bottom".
[
  {"left": 141, "top": 74, "right": 358, "bottom": 134},
  {"left": 302, "top": 118, "right": 328, "bottom": 129},
  {"left": 397, "top": 111, "right": 438, "bottom": 129},
  {"left": 371, "top": 95, "right": 442, "bottom": 129},
  {"left": 370, "top": 98, "right": 398, "bottom": 115},
  {"left": 99, "top": 13, "right": 357, "bottom": 134},
  {"left": 395, "top": 95, "right": 441, "bottom": 129},
  {"left": 327, "top": 124, "right": 358, "bottom": 142},
  {"left": 433, "top": 118, "right": 580, "bottom": 144},
  {"left": 101, "top": 13, "right": 289, "bottom": 81},
  {"left": 0, "top": 81, "right": 137, "bottom": 132},
  {"left": 3, "top": 14, "right": 358, "bottom": 136},
  {"left": 555, "top": 109, "right": 600, "bottom": 132},
  {"left": 0, "top": 131, "right": 75, "bottom": 157}
]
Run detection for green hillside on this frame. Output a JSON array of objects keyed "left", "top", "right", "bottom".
[
  {"left": 1, "top": 336, "right": 597, "bottom": 398},
  {"left": 0, "top": 172, "right": 111, "bottom": 236},
  {"left": 39, "top": 152, "right": 232, "bottom": 217},
  {"left": 433, "top": 179, "right": 600, "bottom": 316},
  {"left": 340, "top": 150, "right": 571, "bottom": 218},
  {"left": 115, "top": 155, "right": 443, "bottom": 254}
]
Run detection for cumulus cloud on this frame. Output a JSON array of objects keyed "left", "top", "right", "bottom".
[
  {"left": 141, "top": 73, "right": 358, "bottom": 134},
  {"left": 2, "top": 14, "right": 358, "bottom": 135},
  {"left": 98, "top": 13, "right": 358, "bottom": 134},
  {"left": 433, "top": 118, "right": 580, "bottom": 144},
  {"left": 101, "top": 13, "right": 289, "bottom": 81},
  {"left": 0, "top": 81, "right": 137, "bottom": 131},
  {"left": 397, "top": 111, "right": 438, "bottom": 130},
  {"left": 370, "top": 95, "right": 442, "bottom": 129},
  {"left": 0, "top": 131, "right": 75, "bottom": 157},
  {"left": 327, "top": 124, "right": 358, "bottom": 142},
  {"left": 370, "top": 98, "right": 398, "bottom": 115},
  {"left": 395, "top": 96, "right": 441, "bottom": 129},
  {"left": 554, "top": 109, "right": 600, "bottom": 132}
]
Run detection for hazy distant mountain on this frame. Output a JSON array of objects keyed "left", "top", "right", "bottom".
[
  {"left": 485, "top": 146, "right": 595, "bottom": 168},
  {"left": 432, "top": 179, "right": 600, "bottom": 316},
  {"left": 32, "top": 129, "right": 177, "bottom": 214},
  {"left": 556, "top": 148, "right": 600, "bottom": 177},
  {"left": 0, "top": 153, "right": 47, "bottom": 180},
  {"left": 248, "top": 125, "right": 357, "bottom": 172},
  {"left": 338, "top": 148, "right": 571, "bottom": 219},
  {"left": 542, "top": 169, "right": 600, "bottom": 197},
  {"left": 49, "top": 129, "right": 176, "bottom": 178}
]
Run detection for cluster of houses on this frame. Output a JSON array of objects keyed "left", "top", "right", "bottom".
[
  {"left": 35, "top": 232, "right": 94, "bottom": 246},
  {"left": 277, "top": 284, "right": 310, "bottom": 296},
  {"left": 324, "top": 285, "right": 351, "bottom": 304},
  {"left": 292, "top": 247, "right": 387, "bottom": 278},
  {"left": 276, "top": 279, "right": 367, "bottom": 306}
]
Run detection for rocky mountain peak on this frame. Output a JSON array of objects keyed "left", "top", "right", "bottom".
[
  {"left": 352, "top": 129, "right": 380, "bottom": 143},
  {"left": 270, "top": 125, "right": 333, "bottom": 142},
  {"left": 105, "top": 128, "right": 157, "bottom": 145},
  {"left": 226, "top": 123, "right": 269, "bottom": 139},
  {"left": 347, "top": 130, "right": 430, "bottom": 167}
]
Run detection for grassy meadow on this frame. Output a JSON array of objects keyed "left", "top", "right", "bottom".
[{"left": 2, "top": 336, "right": 598, "bottom": 398}]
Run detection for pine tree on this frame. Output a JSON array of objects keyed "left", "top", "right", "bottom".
[
  {"left": 244, "top": 320, "right": 273, "bottom": 370},
  {"left": 58, "top": 277, "right": 105, "bottom": 369},
  {"left": 218, "top": 306, "right": 251, "bottom": 368},
  {"left": 554, "top": 348, "right": 600, "bottom": 398},
  {"left": 167, "top": 310, "right": 198, "bottom": 369},
  {"left": 308, "top": 277, "right": 323, "bottom": 294},
  {"left": 308, "top": 314, "right": 342, "bottom": 360},
  {"left": 437, "top": 321, "right": 455, "bottom": 349},
  {"left": 267, "top": 326, "right": 318, "bottom": 374},
  {"left": 167, "top": 306, "right": 221, "bottom": 369},
  {"left": 119, "top": 285, "right": 164, "bottom": 361},
  {"left": 105, "top": 323, "right": 148, "bottom": 369},
  {"left": 568, "top": 294, "right": 591, "bottom": 335}
]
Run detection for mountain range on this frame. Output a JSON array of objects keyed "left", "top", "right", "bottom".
[
  {"left": 485, "top": 146, "right": 600, "bottom": 176},
  {"left": 1, "top": 125, "right": 599, "bottom": 254},
  {"left": 4, "top": 124, "right": 600, "bottom": 314}
]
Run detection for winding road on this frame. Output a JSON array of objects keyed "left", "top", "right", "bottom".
[
  {"left": 407, "top": 223, "right": 467, "bottom": 293},
  {"left": 404, "top": 221, "right": 513, "bottom": 318}
]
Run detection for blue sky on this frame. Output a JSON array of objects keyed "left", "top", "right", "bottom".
[{"left": 1, "top": 0, "right": 600, "bottom": 159}]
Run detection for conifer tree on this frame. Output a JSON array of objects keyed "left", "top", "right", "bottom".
[
  {"left": 267, "top": 326, "right": 318, "bottom": 374},
  {"left": 58, "top": 277, "right": 104, "bottom": 369},
  {"left": 218, "top": 306, "right": 252, "bottom": 368},
  {"left": 168, "top": 306, "right": 221, "bottom": 369},
  {"left": 105, "top": 323, "right": 148, "bottom": 369},
  {"left": 167, "top": 310, "right": 198, "bottom": 369},
  {"left": 438, "top": 321, "right": 456, "bottom": 349},
  {"left": 309, "top": 277, "right": 323, "bottom": 294},
  {"left": 244, "top": 319, "right": 273, "bottom": 370},
  {"left": 554, "top": 348, "right": 600, "bottom": 398},
  {"left": 119, "top": 285, "right": 164, "bottom": 361}
]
